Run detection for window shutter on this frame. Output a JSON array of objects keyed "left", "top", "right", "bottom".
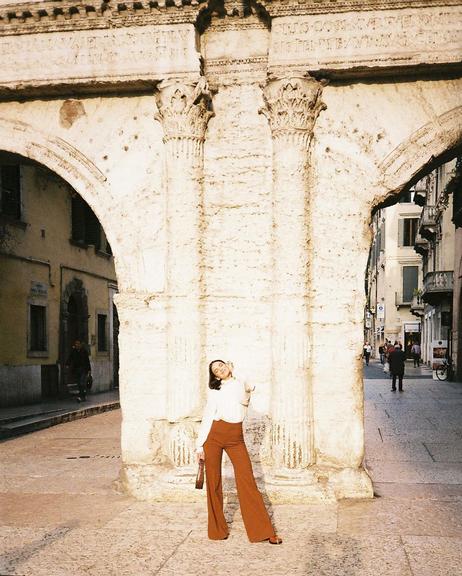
[
  {"left": 85, "top": 204, "right": 101, "bottom": 249},
  {"left": 71, "top": 195, "right": 86, "bottom": 242},
  {"left": 398, "top": 219, "right": 404, "bottom": 246},
  {"left": 380, "top": 223, "right": 385, "bottom": 250},
  {"left": 411, "top": 218, "right": 418, "bottom": 245},
  {"left": 1, "top": 165, "right": 21, "bottom": 219},
  {"left": 403, "top": 266, "right": 418, "bottom": 302}
]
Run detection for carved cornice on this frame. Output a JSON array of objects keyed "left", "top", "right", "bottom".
[
  {"left": 260, "top": 75, "right": 326, "bottom": 146},
  {"left": 1, "top": 0, "right": 460, "bottom": 34},
  {"left": 258, "top": 0, "right": 462, "bottom": 17},
  {"left": 155, "top": 77, "right": 214, "bottom": 144},
  {"left": 0, "top": 0, "right": 209, "bottom": 35}
]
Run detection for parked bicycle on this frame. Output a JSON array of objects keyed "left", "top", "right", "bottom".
[{"left": 436, "top": 358, "right": 453, "bottom": 381}]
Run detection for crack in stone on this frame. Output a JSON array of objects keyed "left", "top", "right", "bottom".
[
  {"left": 153, "top": 529, "right": 193, "bottom": 575},
  {"left": 400, "top": 534, "right": 415, "bottom": 576},
  {"left": 421, "top": 442, "right": 436, "bottom": 462}
]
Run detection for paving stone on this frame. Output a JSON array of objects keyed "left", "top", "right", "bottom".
[
  {"left": 367, "top": 460, "right": 462, "bottom": 484},
  {"left": 373, "top": 482, "right": 462, "bottom": 501},
  {"left": 402, "top": 536, "right": 462, "bottom": 576},
  {"left": 366, "top": 440, "right": 434, "bottom": 463},
  {"left": 0, "top": 526, "right": 71, "bottom": 576},
  {"left": 104, "top": 501, "right": 208, "bottom": 531},
  {"left": 1, "top": 373, "right": 462, "bottom": 576},
  {"left": 1, "top": 528, "right": 188, "bottom": 576},
  {"left": 0, "top": 472, "right": 121, "bottom": 495},
  {"left": 269, "top": 504, "right": 338, "bottom": 534},
  {"left": 157, "top": 534, "right": 412, "bottom": 576},
  {"left": 338, "top": 498, "right": 462, "bottom": 537},
  {"left": 0, "top": 493, "right": 132, "bottom": 528}
]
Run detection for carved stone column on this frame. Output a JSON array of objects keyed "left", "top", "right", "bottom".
[
  {"left": 261, "top": 75, "right": 325, "bottom": 472},
  {"left": 155, "top": 78, "right": 213, "bottom": 466}
]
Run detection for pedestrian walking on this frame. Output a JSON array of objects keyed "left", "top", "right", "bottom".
[
  {"left": 378, "top": 344, "right": 385, "bottom": 365},
  {"left": 389, "top": 344, "right": 406, "bottom": 392},
  {"left": 363, "top": 342, "right": 372, "bottom": 366},
  {"left": 196, "top": 359, "right": 282, "bottom": 544},
  {"left": 66, "top": 339, "right": 91, "bottom": 402},
  {"left": 411, "top": 342, "right": 421, "bottom": 367}
]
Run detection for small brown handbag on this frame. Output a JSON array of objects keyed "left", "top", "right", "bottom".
[{"left": 195, "top": 459, "right": 205, "bottom": 489}]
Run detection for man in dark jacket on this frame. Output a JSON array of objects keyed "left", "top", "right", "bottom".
[
  {"left": 66, "top": 339, "right": 91, "bottom": 402},
  {"left": 389, "top": 344, "right": 406, "bottom": 392}
]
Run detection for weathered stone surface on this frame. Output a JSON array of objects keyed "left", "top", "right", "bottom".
[
  {"left": 0, "top": 1, "right": 461, "bottom": 503},
  {"left": 269, "top": 5, "right": 462, "bottom": 74},
  {"left": 0, "top": 24, "right": 200, "bottom": 93},
  {"left": 1, "top": 527, "right": 189, "bottom": 576},
  {"left": 402, "top": 536, "right": 462, "bottom": 576}
]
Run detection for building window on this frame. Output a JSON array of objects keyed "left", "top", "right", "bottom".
[
  {"left": 30, "top": 304, "right": 47, "bottom": 352},
  {"left": 402, "top": 266, "right": 419, "bottom": 303},
  {"left": 71, "top": 193, "right": 101, "bottom": 249},
  {"left": 398, "top": 218, "right": 419, "bottom": 247},
  {"left": 97, "top": 313, "right": 108, "bottom": 352},
  {"left": 0, "top": 165, "right": 21, "bottom": 219},
  {"left": 399, "top": 190, "right": 412, "bottom": 203}
]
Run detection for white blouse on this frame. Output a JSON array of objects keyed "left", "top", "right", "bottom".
[{"left": 195, "top": 377, "right": 255, "bottom": 451}]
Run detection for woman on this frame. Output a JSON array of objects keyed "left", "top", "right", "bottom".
[{"left": 196, "top": 359, "right": 282, "bottom": 544}]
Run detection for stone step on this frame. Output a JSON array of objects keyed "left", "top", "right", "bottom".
[
  {"left": 0, "top": 407, "right": 72, "bottom": 425},
  {"left": 0, "top": 401, "right": 120, "bottom": 440}
]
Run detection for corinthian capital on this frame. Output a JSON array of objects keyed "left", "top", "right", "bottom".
[
  {"left": 155, "top": 77, "right": 214, "bottom": 143},
  {"left": 261, "top": 75, "right": 326, "bottom": 145}
]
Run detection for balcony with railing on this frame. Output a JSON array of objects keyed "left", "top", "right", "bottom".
[
  {"left": 418, "top": 205, "right": 438, "bottom": 241},
  {"left": 410, "top": 291, "right": 425, "bottom": 317},
  {"left": 414, "top": 232, "right": 429, "bottom": 257},
  {"left": 421, "top": 271, "right": 453, "bottom": 305}
]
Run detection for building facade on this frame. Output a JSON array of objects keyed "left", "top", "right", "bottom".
[
  {"left": 0, "top": 154, "right": 118, "bottom": 406},
  {"left": 0, "top": 0, "right": 461, "bottom": 502},
  {"left": 366, "top": 195, "right": 423, "bottom": 357},
  {"left": 411, "top": 159, "right": 459, "bottom": 370}
]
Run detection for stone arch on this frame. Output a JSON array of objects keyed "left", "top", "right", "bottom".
[
  {"left": 0, "top": 116, "right": 123, "bottom": 395},
  {"left": 376, "top": 106, "right": 462, "bottom": 205},
  {"left": 0, "top": 116, "right": 113, "bottom": 241}
]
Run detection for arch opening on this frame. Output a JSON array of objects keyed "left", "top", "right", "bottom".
[{"left": 0, "top": 146, "right": 120, "bottom": 406}]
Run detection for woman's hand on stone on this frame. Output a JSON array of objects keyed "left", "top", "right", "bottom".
[{"left": 196, "top": 450, "right": 205, "bottom": 462}]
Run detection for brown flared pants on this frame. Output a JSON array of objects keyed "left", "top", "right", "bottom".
[{"left": 203, "top": 419, "right": 276, "bottom": 542}]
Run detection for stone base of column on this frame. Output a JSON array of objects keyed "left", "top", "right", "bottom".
[
  {"left": 120, "top": 463, "right": 205, "bottom": 503},
  {"left": 313, "top": 465, "right": 374, "bottom": 500},
  {"left": 120, "top": 462, "right": 373, "bottom": 503}
]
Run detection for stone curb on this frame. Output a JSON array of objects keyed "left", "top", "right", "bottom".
[{"left": 0, "top": 401, "right": 120, "bottom": 440}]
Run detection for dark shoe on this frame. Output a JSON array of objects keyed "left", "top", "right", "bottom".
[
  {"left": 399, "top": 389, "right": 403, "bottom": 392},
  {"left": 269, "top": 536, "right": 283, "bottom": 545},
  {"left": 391, "top": 388, "right": 396, "bottom": 392}
]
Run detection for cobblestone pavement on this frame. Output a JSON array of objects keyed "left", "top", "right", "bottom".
[{"left": 1, "top": 362, "right": 461, "bottom": 576}]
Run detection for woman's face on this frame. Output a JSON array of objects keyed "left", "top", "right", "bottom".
[{"left": 211, "top": 361, "right": 231, "bottom": 380}]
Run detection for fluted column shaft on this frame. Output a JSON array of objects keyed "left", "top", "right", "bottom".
[
  {"left": 155, "top": 79, "right": 213, "bottom": 465},
  {"left": 261, "top": 75, "right": 325, "bottom": 470}
]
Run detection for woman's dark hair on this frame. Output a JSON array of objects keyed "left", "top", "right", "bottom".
[{"left": 208, "top": 359, "right": 226, "bottom": 390}]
